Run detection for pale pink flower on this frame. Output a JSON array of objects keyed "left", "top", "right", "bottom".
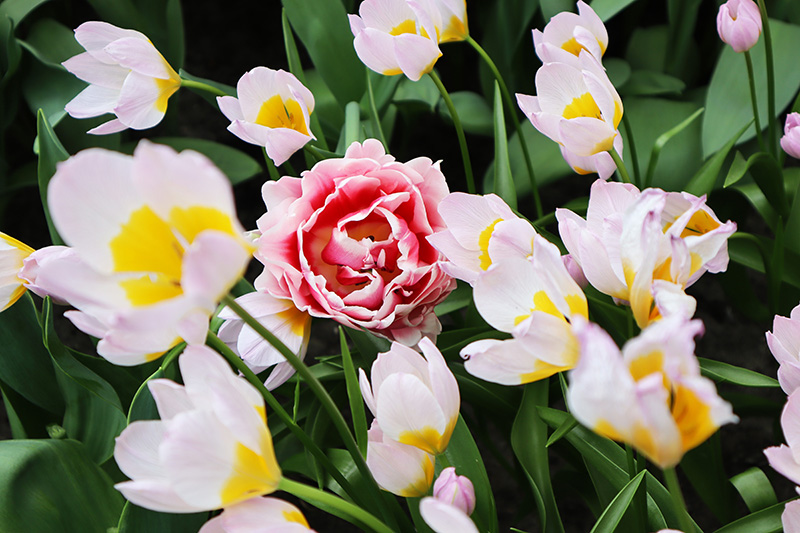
[
  {"left": 781, "top": 113, "right": 800, "bottom": 159},
  {"left": 33, "top": 142, "right": 252, "bottom": 365},
  {"left": 359, "top": 338, "right": 459, "bottom": 455},
  {"left": 366, "top": 420, "right": 435, "bottom": 497},
  {"left": 556, "top": 179, "right": 735, "bottom": 328},
  {"left": 114, "top": 346, "right": 281, "bottom": 512},
  {"left": 568, "top": 316, "right": 737, "bottom": 469},
  {"left": 783, "top": 500, "right": 800, "bottom": 533},
  {"left": 198, "top": 497, "right": 316, "bottom": 532},
  {"left": 717, "top": 0, "right": 762, "bottom": 53},
  {"left": 533, "top": 1, "right": 607, "bottom": 66},
  {"left": 217, "top": 291, "right": 311, "bottom": 390},
  {"left": 62, "top": 21, "right": 181, "bottom": 134},
  {"left": 0, "top": 232, "right": 34, "bottom": 311},
  {"left": 765, "top": 390, "right": 800, "bottom": 492},
  {"left": 17, "top": 246, "right": 77, "bottom": 305},
  {"left": 766, "top": 303, "right": 800, "bottom": 395},
  {"left": 255, "top": 139, "right": 455, "bottom": 345},
  {"left": 433, "top": 467, "right": 476, "bottom": 516},
  {"left": 419, "top": 497, "right": 479, "bottom": 533},
  {"left": 217, "top": 67, "right": 315, "bottom": 166}
]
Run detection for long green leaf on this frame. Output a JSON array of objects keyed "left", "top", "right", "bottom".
[
  {"left": 0, "top": 0, "right": 50, "bottom": 25},
  {"left": 714, "top": 500, "right": 787, "bottom": 533},
  {"left": 590, "top": 471, "right": 647, "bottom": 533},
  {"left": 339, "top": 327, "right": 367, "bottom": 455},
  {"left": 698, "top": 358, "right": 780, "bottom": 388},
  {"left": 590, "top": 0, "right": 638, "bottom": 21},
  {"left": 36, "top": 109, "right": 68, "bottom": 245},
  {"left": 730, "top": 467, "right": 778, "bottom": 513},
  {"left": 685, "top": 121, "right": 751, "bottom": 196},
  {"left": 493, "top": 81, "right": 516, "bottom": 210}
]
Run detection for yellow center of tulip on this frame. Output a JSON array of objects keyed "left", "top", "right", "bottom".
[
  {"left": 562, "top": 92, "right": 602, "bottom": 121},
  {"left": 154, "top": 60, "right": 181, "bottom": 113},
  {"left": 220, "top": 439, "right": 282, "bottom": 506},
  {"left": 256, "top": 95, "right": 310, "bottom": 136},
  {"left": 670, "top": 384, "right": 716, "bottom": 452},
  {"left": 397, "top": 454, "right": 435, "bottom": 498},
  {"left": 440, "top": 14, "right": 468, "bottom": 43},
  {"left": 478, "top": 218, "right": 502, "bottom": 270},
  {"left": 276, "top": 307, "right": 310, "bottom": 337}
]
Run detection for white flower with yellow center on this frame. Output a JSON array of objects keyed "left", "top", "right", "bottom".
[
  {"left": 34, "top": 141, "right": 252, "bottom": 365},
  {"left": 0, "top": 232, "right": 34, "bottom": 311},
  {"left": 533, "top": 1, "right": 608, "bottom": 66}
]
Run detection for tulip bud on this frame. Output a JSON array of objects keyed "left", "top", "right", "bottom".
[
  {"left": 717, "top": 0, "right": 762, "bottom": 53},
  {"left": 781, "top": 113, "right": 800, "bottom": 159},
  {"left": 433, "top": 467, "right": 476, "bottom": 515}
]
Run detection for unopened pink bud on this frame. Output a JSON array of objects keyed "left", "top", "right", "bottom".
[
  {"left": 717, "top": 0, "right": 762, "bottom": 53},
  {"left": 433, "top": 467, "right": 476, "bottom": 516},
  {"left": 781, "top": 113, "right": 800, "bottom": 159}
]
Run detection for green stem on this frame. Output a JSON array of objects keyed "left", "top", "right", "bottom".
[
  {"left": 279, "top": 478, "right": 394, "bottom": 533},
  {"left": 663, "top": 467, "right": 694, "bottom": 533},
  {"left": 428, "top": 70, "right": 475, "bottom": 194},
  {"left": 282, "top": 159, "right": 297, "bottom": 177},
  {"left": 366, "top": 71, "right": 388, "bottom": 149},
  {"left": 621, "top": 114, "right": 641, "bottom": 187},
  {"left": 756, "top": 0, "right": 777, "bottom": 157},
  {"left": 263, "top": 147, "right": 280, "bottom": 181},
  {"left": 436, "top": 453, "right": 452, "bottom": 470},
  {"left": 625, "top": 445, "right": 645, "bottom": 533},
  {"left": 744, "top": 51, "right": 766, "bottom": 152},
  {"left": 304, "top": 145, "right": 340, "bottom": 161},
  {"left": 158, "top": 342, "right": 186, "bottom": 372},
  {"left": 465, "top": 35, "right": 542, "bottom": 217},
  {"left": 608, "top": 148, "right": 631, "bottom": 184},
  {"left": 179, "top": 77, "right": 228, "bottom": 97},
  {"left": 219, "top": 295, "right": 403, "bottom": 525},
  {"left": 205, "top": 332, "right": 361, "bottom": 504}
]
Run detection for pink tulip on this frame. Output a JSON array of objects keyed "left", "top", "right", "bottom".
[
  {"left": 433, "top": 467, "right": 476, "bottom": 515},
  {"left": 255, "top": 139, "right": 455, "bottom": 345},
  {"left": 717, "top": 0, "right": 762, "bottom": 53},
  {"left": 781, "top": 113, "right": 800, "bottom": 159},
  {"left": 766, "top": 303, "right": 800, "bottom": 395}
]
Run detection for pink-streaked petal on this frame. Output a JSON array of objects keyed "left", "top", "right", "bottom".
[{"left": 62, "top": 52, "right": 128, "bottom": 89}]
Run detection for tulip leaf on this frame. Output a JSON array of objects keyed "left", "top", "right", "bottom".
[
  {"left": 394, "top": 76, "right": 439, "bottom": 111},
  {"left": 748, "top": 152, "right": 789, "bottom": 217},
  {"left": 0, "top": 0, "right": 50, "bottom": 25},
  {"left": 698, "top": 358, "right": 780, "bottom": 388},
  {"left": 546, "top": 414, "right": 578, "bottom": 447},
  {"left": 0, "top": 439, "right": 123, "bottom": 532},
  {"left": 0, "top": 293, "right": 64, "bottom": 417},
  {"left": 626, "top": 26, "right": 668, "bottom": 73},
  {"left": 512, "top": 381, "right": 564, "bottom": 533},
  {"left": 0, "top": 377, "right": 55, "bottom": 439},
  {"left": 642, "top": 106, "right": 704, "bottom": 188},
  {"left": 620, "top": 70, "right": 685, "bottom": 97},
  {"left": 435, "top": 281, "right": 473, "bottom": 317},
  {"left": 589, "top": 0, "right": 639, "bottom": 21},
  {"left": 43, "top": 298, "right": 126, "bottom": 464},
  {"left": 117, "top": 502, "right": 208, "bottom": 533},
  {"left": 684, "top": 121, "right": 751, "bottom": 197},
  {"left": 444, "top": 416, "right": 499, "bottom": 533},
  {"left": 439, "top": 91, "right": 493, "bottom": 136},
  {"left": 493, "top": 82, "right": 516, "bottom": 210},
  {"left": 589, "top": 470, "right": 646, "bottom": 533},
  {"left": 541, "top": 0, "right": 573, "bottom": 21},
  {"left": 680, "top": 433, "right": 737, "bottom": 523},
  {"left": 714, "top": 500, "right": 787, "bottom": 533},
  {"left": 126, "top": 367, "right": 166, "bottom": 423},
  {"left": 723, "top": 151, "right": 749, "bottom": 188},
  {"left": 339, "top": 327, "right": 368, "bottom": 455},
  {"left": 730, "top": 467, "right": 778, "bottom": 513},
  {"left": 282, "top": 0, "right": 365, "bottom": 105},
  {"left": 703, "top": 19, "right": 800, "bottom": 158},
  {"left": 36, "top": 109, "right": 67, "bottom": 245}
]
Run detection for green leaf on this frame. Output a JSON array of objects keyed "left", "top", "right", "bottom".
[
  {"left": 590, "top": 471, "right": 647, "bottom": 533},
  {"left": 730, "top": 467, "right": 778, "bottom": 513},
  {"left": 118, "top": 502, "right": 207, "bottom": 533},
  {"left": 139, "top": 137, "right": 261, "bottom": 185},
  {"left": 698, "top": 358, "right": 780, "bottom": 388},
  {"left": 394, "top": 76, "right": 439, "bottom": 110},
  {"left": 0, "top": 439, "right": 123, "bottom": 532},
  {"left": 127, "top": 367, "right": 166, "bottom": 423},
  {"left": 339, "top": 328, "right": 367, "bottom": 455},
  {"left": 723, "top": 151, "right": 749, "bottom": 188},
  {"left": 0, "top": 293, "right": 63, "bottom": 413},
  {"left": 36, "top": 109, "right": 68, "bottom": 245},
  {"left": 589, "top": 0, "right": 638, "bottom": 21},
  {"left": 43, "top": 299, "right": 126, "bottom": 464},
  {"left": 684, "top": 121, "right": 750, "bottom": 196},
  {"left": 282, "top": 0, "right": 365, "bottom": 105},
  {"left": 546, "top": 414, "right": 578, "bottom": 447},
  {"left": 19, "top": 18, "right": 82, "bottom": 67},
  {"left": 747, "top": 152, "right": 789, "bottom": 217},
  {"left": 435, "top": 281, "right": 473, "bottom": 316},
  {"left": 714, "top": 500, "right": 787, "bottom": 533},
  {"left": 443, "top": 91, "right": 493, "bottom": 136},
  {"left": 643, "top": 106, "right": 704, "bottom": 188},
  {"left": 22, "top": 60, "right": 83, "bottom": 128},
  {"left": 444, "top": 416, "right": 499, "bottom": 533},
  {"left": 620, "top": 70, "right": 685, "bottom": 97},
  {"left": 0, "top": 0, "right": 50, "bottom": 25},
  {"left": 512, "top": 381, "right": 564, "bottom": 533},
  {"left": 626, "top": 26, "right": 668, "bottom": 73},
  {"left": 541, "top": 0, "right": 573, "bottom": 20},
  {"left": 681, "top": 433, "right": 736, "bottom": 523},
  {"left": 703, "top": 19, "right": 800, "bottom": 158},
  {"left": 493, "top": 82, "right": 516, "bottom": 210}
]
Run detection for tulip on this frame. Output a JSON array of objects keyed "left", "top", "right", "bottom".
[
  {"left": 781, "top": 113, "right": 800, "bottom": 159},
  {"left": 533, "top": 1, "right": 607, "bottom": 66},
  {"left": 359, "top": 337, "right": 459, "bottom": 455},
  {"left": 717, "top": 0, "right": 762, "bottom": 53},
  {"left": 114, "top": 346, "right": 282, "bottom": 512},
  {"left": 63, "top": 21, "right": 181, "bottom": 134},
  {"left": 784, "top": 500, "right": 800, "bottom": 533},
  {"left": 198, "top": 497, "right": 316, "bottom": 532},
  {"left": 766, "top": 303, "right": 800, "bottom": 395},
  {"left": 568, "top": 316, "right": 737, "bottom": 468},
  {"left": 419, "top": 497, "right": 479, "bottom": 533},
  {"left": 433, "top": 467, "right": 476, "bottom": 515},
  {"left": 765, "top": 389, "right": 800, "bottom": 491},
  {"left": 0, "top": 232, "right": 34, "bottom": 311},
  {"left": 33, "top": 142, "right": 252, "bottom": 365},
  {"left": 217, "top": 67, "right": 316, "bottom": 166},
  {"left": 365, "top": 420, "right": 435, "bottom": 497}
]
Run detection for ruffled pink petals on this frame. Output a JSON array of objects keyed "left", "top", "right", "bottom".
[{"left": 63, "top": 22, "right": 180, "bottom": 134}]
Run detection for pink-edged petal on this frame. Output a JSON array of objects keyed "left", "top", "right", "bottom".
[
  {"left": 65, "top": 84, "right": 120, "bottom": 119},
  {"left": 87, "top": 118, "right": 129, "bottom": 135},
  {"left": 105, "top": 37, "right": 174, "bottom": 79},
  {"left": 217, "top": 95, "right": 244, "bottom": 122},
  {"left": 559, "top": 117, "right": 619, "bottom": 156},
  {"left": 114, "top": 71, "right": 175, "bottom": 130},
  {"left": 462, "top": 337, "right": 563, "bottom": 386},
  {"left": 419, "top": 497, "right": 479, "bottom": 533},
  {"left": 148, "top": 379, "right": 193, "bottom": 420},
  {"left": 180, "top": 231, "right": 251, "bottom": 303},
  {"left": 393, "top": 33, "right": 442, "bottom": 81},
  {"left": 114, "top": 420, "right": 166, "bottom": 480},
  {"left": 115, "top": 479, "right": 201, "bottom": 514},
  {"left": 62, "top": 52, "right": 128, "bottom": 88},
  {"left": 765, "top": 445, "right": 800, "bottom": 486},
  {"left": 783, "top": 500, "right": 800, "bottom": 532},
  {"left": 366, "top": 421, "right": 435, "bottom": 497},
  {"left": 376, "top": 373, "right": 448, "bottom": 454}
]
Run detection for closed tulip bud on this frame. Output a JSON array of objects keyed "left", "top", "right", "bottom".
[
  {"left": 781, "top": 113, "right": 800, "bottom": 159},
  {"left": 433, "top": 467, "right": 476, "bottom": 515},
  {"left": 717, "top": 0, "right": 762, "bottom": 53}
]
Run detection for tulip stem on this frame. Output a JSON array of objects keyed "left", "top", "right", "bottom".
[
  {"left": 608, "top": 148, "right": 631, "bottom": 184},
  {"left": 205, "top": 332, "right": 362, "bottom": 505},
  {"left": 179, "top": 77, "right": 229, "bottom": 97},
  {"left": 663, "top": 467, "right": 694, "bottom": 533},
  {"left": 744, "top": 51, "right": 766, "bottom": 152},
  {"left": 279, "top": 477, "right": 394, "bottom": 533},
  {"left": 263, "top": 148, "right": 280, "bottom": 181},
  {"left": 756, "top": 0, "right": 777, "bottom": 157},
  {"left": 621, "top": 114, "right": 641, "bottom": 187},
  {"left": 465, "top": 35, "right": 542, "bottom": 218},
  {"left": 428, "top": 70, "right": 475, "bottom": 194},
  {"left": 220, "top": 295, "right": 408, "bottom": 529},
  {"left": 366, "top": 71, "right": 388, "bottom": 149},
  {"left": 436, "top": 453, "right": 452, "bottom": 470}
]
